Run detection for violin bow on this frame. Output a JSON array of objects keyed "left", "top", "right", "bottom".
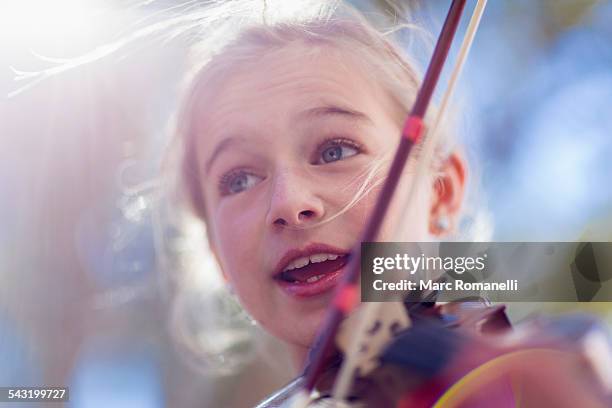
[
  {"left": 293, "top": 0, "right": 489, "bottom": 405},
  {"left": 332, "top": 1, "right": 489, "bottom": 402}
]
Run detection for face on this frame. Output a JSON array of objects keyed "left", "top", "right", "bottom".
[{"left": 192, "top": 43, "right": 459, "bottom": 357}]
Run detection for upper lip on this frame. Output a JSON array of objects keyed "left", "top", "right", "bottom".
[{"left": 273, "top": 242, "right": 350, "bottom": 278}]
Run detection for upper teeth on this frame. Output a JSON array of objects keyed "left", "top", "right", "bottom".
[{"left": 283, "top": 253, "right": 340, "bottom": 272}]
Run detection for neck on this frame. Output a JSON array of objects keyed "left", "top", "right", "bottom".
[{"left": 288, "top": 343, "right": 310, "bottom": 373}]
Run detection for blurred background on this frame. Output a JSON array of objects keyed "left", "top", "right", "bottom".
[{"left": 1, "top": 0, "right": 612, "bottom": 407}]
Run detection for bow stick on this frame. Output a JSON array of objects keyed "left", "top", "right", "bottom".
[
  {"left": 331, "top": 0, "right": 489, "bottom": 403},
  {"left": 295, "top": 0, "right": 470, "bottom": 404}
]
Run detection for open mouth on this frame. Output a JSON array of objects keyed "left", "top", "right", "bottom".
[
  {"left": 276, "top": 253, "right": 349, "bottom": 283},
  {"left": 273, "top": 249, "right": 350, "bottom": 297}
]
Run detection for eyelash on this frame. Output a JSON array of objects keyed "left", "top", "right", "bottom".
[
  {"left": 218, "top": 167, "right": 257, "bottom": 196},
  {"left": 217, "top": 136, "right": 364, "bottom": 196},
  {"left": 313, "top": 137, "right": 363, "bottom": 164}
]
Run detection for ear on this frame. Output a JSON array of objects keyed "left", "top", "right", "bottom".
[{"left": 429, "top": 152, "right": 467, "bottom": 236}]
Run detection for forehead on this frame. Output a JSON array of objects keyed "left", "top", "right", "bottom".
[{"left": 193, "top": 42, "right": 401, "bottom": 150}]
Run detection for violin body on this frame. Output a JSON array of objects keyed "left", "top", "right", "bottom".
[
  {"left": 256, "top": 302, "right": 612, "bottom": 407},
  {"left": 385, "top": 303, "right": 612, "bottom": 407}
]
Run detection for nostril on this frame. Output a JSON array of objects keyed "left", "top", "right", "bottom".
[
  {"left": 271, "top": 210, "right": 318, "bottom": 227},
  {"left": 298, "top": 210, "right": 315, "bottom": 220}
]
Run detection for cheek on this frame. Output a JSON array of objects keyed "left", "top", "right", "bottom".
[
  {"left": 349, "top": 165, "right": 433, "bottom": 241},
  {"left": 384, "top": 173, "right": 434, "bottom": 241},
  {"left": 212, "top": 200, "right": 265, "bottom": 283},
  {"left": 350, "top": 184, "right": 380, "bottom": 222}
]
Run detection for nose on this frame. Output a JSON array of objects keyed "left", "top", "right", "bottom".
[{"left": 265, "top": 170, "right": 325, "bottom": 228}]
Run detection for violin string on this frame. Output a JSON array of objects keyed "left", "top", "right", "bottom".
[{"left": 329, "top": 0, "right": 489, "bottom": 404}]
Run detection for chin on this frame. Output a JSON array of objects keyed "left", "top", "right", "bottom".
[
  {"left": 283, "top": 301, "right": 331, "bottom": 348},
  {"left": 254, "top": 290, "right": 335, "bottom": 348}
]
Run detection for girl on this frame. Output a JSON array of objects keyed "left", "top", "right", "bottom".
[{"left": 168, "top": 1, "right": 468, "bottom": 371}]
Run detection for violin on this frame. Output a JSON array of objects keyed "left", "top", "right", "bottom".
[{"left": 257, "top": 300, "right": 612, "bottom": 407}]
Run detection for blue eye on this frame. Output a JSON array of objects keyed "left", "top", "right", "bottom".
[
  {"left": 318, "top": 139, "right": 361, "bottom": 164},
  {"left": 219, "top": 170, "right": 263, "bottom": 195}
]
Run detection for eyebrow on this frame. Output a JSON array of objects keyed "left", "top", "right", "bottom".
[
  {"left": 204, "top": 105, "right": 371, "bottom": 173},
  {"left": 297, "top": 104, "right": 372, "bottom": 123},
  {"left": 204, "top": 136, "right": 246, "bottom": 174}
]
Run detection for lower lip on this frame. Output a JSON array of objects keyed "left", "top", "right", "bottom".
[{"left": 275, "top": 265, "right": 346, "bottom": 298}]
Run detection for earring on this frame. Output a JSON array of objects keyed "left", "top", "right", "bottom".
[{"left": 435, "top": 215, "right": 451, "bottom": 233}]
